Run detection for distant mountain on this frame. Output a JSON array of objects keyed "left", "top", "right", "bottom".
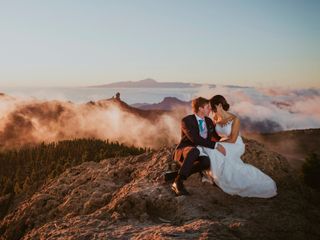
[
  {"left": 89, "top": 78, "right": 215, "bottom": 88},
  {"left": 0, "top": 93, "right": 14, "bottom": 100},
  {"left": 132, "top": 97, "right": 191, "bottom": 111},
  {"left": 88, "top": 95, "right": 169, "bottom": 120}
]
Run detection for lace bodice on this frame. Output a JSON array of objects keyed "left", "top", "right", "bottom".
[{"left": 215, "top": 119, "right": 234, "bottom": 138}]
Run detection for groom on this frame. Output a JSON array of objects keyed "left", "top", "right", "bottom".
[{"left": 171, "top": 97, "right": 226, "bottom": 196}]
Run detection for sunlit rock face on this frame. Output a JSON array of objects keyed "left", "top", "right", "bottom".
[{"left": 1, "top": 139, "right": 319, "bottom": 240}]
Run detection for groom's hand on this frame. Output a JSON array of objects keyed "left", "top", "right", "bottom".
[{"left": 216, "top": 144, "right": 226, "bottom": 156}]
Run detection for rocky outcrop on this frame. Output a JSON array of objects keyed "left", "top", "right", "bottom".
[{"left": 1, "top": 139, "right": 319, "bottom": 240}]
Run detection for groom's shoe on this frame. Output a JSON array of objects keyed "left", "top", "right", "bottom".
[
  {"left": 171, "top": 175, "right": 190, "bottom": 196},
  {"left": 164, "top": 170, "right": 178, "bottom": 182}
]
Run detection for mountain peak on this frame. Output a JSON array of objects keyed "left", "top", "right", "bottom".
[
  {"left": 88, "top": 79, "right": 213, "bottom": 88},
  {"left": 162, "top": 96, "right": 179, "bottom": 100},
  {"left": 138, "top": 78, "right": 157, "bottom": 83},
  {"left": 132, "top": 96, "right": 190, "bottom": 111}
]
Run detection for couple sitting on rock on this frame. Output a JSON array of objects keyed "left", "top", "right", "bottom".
[{"left": 168, "top": 95, "right": 277, "bottom": 198}]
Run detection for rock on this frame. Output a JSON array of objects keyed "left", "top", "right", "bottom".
[
  {"left": 1, "top": 140, "right": 320, "bottom": 240},
  {"left": 0, "top": 194, "right": 12, "bottom": 219}
]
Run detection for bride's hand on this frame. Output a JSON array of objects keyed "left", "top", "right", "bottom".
[
  {"left": 216, "top": 144, "right": 226, "bottom": 156},
  {"left": 219, "top": 137, "right": 229, "bottom": 142}
]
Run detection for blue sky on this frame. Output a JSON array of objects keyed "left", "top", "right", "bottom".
[{"left": 0, "top": 0, "right": 319, "bottom": 87}]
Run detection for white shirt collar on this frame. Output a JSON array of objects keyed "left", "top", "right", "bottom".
[{"left": 195, "top": 114, "right": 205, "bottom": 122}]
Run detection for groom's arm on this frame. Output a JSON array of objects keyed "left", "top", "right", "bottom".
[
  {"left": 181, "top": 118, "right": 216, "bottom": 149},
  {"left": 209, "top": 120, "right": 222, "bottom": 142}
]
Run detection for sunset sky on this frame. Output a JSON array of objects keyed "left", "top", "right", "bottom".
[{"left": 0, "top": 0, "right": 319, "bottom": 88}]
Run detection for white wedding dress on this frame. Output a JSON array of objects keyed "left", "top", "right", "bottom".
[{"left": 197, "top": 119, "right": 277, "bottom": 198}]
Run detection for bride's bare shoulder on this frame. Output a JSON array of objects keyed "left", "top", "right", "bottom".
[
  {"left": 228, "top": 113, "right": 240, "bottom": 125},
  {"left": 229, "top": 113, "right": 239, "bottom": 120}
]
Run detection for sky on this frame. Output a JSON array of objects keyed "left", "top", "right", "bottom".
[{"left": 0, "top": 0, "right": 319, "bottom": 88}]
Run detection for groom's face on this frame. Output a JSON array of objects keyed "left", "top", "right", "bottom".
[{"left": 200, "top": 103, "right": 211, "bottom": 117}]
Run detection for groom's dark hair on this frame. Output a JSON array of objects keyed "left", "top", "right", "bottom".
[{"left": 192, "top": 97, "right": 209, "bottom": 113}]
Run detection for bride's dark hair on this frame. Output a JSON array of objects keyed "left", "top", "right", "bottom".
[{"left": 210, "top": 95, "right": 230, "bottom": 112}]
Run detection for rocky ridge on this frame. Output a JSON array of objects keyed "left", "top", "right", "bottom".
[{"left": 0, "top": 139, "right": 319, "bottom": 240}]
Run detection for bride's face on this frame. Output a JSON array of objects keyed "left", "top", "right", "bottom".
[{"left": 214, "top": 104, "right": 223, "bottom": 115}]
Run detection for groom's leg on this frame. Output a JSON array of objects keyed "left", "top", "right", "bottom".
[
  {"left": 178, "top": 147, "right": 200, "bottom": 179},
  {"left": 190, "top": 156, "right": 210, "bottom": 175}
]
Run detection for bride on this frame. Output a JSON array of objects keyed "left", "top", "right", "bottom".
[{"left": 198, "top": 95, "right": 277, "bottom": 198}]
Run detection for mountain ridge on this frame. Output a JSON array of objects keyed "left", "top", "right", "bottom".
[{"left": 89, "top": 78, "right": 215, "bottom": 88}]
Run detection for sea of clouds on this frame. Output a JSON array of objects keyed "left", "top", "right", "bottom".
[{"left": 0, "top": 85, "right": 319, "bottom": 149}]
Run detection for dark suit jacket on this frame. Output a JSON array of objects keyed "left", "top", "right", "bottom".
[{"left": 174, "top": 114, "right": 221, "bottom": 162}]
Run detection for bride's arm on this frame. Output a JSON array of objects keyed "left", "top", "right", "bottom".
[
  {"left": 224, "top": 117, "right": 240, "bottom": 143},
  {"left": 219, "top": 136, "right": 229, "bottom": 142}
]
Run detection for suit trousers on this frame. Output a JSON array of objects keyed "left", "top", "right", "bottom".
[{"left": 176, "top": 146, "right": 210, "bottom": 179}]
